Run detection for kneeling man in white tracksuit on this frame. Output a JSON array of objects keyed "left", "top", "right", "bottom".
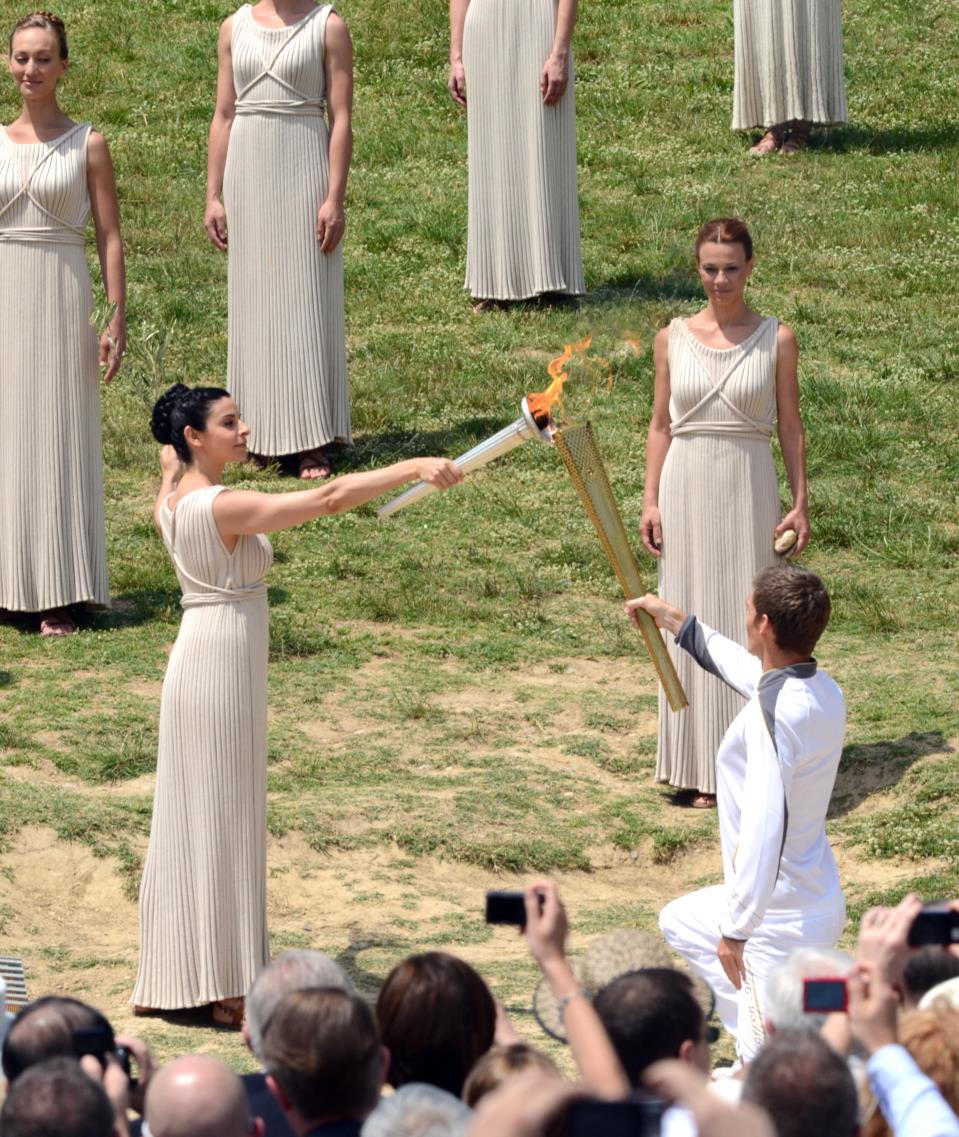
[{"left": 626, "top": 564, "right": 846, "bottom": 1061}]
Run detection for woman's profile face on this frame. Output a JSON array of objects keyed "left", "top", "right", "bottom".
[
  {"left": 189, "top": 397, "right": 251, "bottom": 464},
  {"left": 696, "top": 240, "right": 754, "bottom": 303},
  {"left": 8, "top": 28, "right": 67, "bottom": 98}
]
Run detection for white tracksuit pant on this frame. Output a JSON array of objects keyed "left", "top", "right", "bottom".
[{"left": 661, "top": 884, "right": 845, "bottom": 1060}]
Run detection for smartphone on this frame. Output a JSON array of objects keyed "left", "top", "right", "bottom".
[
  {"left": 907, "top": 903, "right": 959, "bottom": 947},
  {"left": 485, "top": 890, "right": 528, "bottom": 927},
  {"left": 563, "top": 1097, "right": 666, "bottom": 1137},
  {"left": 802, "top": 978, "right": 847, "bottom": 1013}
]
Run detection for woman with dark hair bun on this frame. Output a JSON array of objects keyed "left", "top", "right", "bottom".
[
  {"left": 133, "top": 385, "right": 461, "bottom": 1024},
  {"left": 376, "top": 952, "right": 497, "bottom": 1096},
  {"left": 640, "top": 219, "right": 809, "bottom": 807},
  {"left": 0, "top": 11, "right": 125, "bottom": 636}
]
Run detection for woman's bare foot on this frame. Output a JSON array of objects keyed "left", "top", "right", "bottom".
[
  {"left": 691, "top": 793, "right": 717, "bottom": 809},
  {"left": 39, "top": 609, "right": 76, "bottom": 637},
  {"left": 299, "top": 448, "right": 333, "bottom": 480}
]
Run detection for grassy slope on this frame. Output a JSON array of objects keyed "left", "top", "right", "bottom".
[{"left": 0, "top": 0, "right": 957, "bottom": 1062}]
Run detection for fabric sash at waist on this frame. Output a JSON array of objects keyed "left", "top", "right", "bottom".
[
  {"left": 0, "top": 227, "right": 85, "bottom": 246},
  {"left": 670, "top": 421, "right": 773, "bottom": 442},
  {"left": 234, "top": 99, "right": 326, "bottom": 117},
  {"left": 181, "top": 582, "right": 267, "bottom": 609}
]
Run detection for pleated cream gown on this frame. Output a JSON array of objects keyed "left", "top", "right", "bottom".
[
  {"left": 733, "top": 0, "right": 847, "bottom": 130},
  {"left": 656, "top": 318, "right": 781, "bottom": 795},
  {"left": 463, "top": 0, "right": 584, "bottom": 300},
  {"left": 134, "top": 486, "right": 272, "bottom": 1009},
  {"left": 0, "top": 123, "right": 108, "bottom": 612},
  {"left": 225, "top": 3, "right": 350, "bottom": 457}
]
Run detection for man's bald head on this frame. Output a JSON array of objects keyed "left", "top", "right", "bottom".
[{"left": 146, "top": 1056, "right": 259, "bottom": 1137}]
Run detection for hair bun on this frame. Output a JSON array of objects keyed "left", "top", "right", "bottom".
[{"left": 150, "top": 383, "right": 190, "bottom": 445}]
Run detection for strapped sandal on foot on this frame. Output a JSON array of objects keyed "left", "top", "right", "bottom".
[
  {"left": 749, "top": 128, "right": 783, "bottom": 157},
  {"left": 211, "top": 998, "right": 245, "bottom": 1029},
  {"left": 39, "top": 609, "right": 76, "bottom": 637},
  {"left": 782, "top": 121, "right": 811, "bottom": 154},
  {"left": 298, "top": 448, "right": 333, "bottom": 480},
  {"left": 691, "top": 793, "right": 717, "bottom": 809}
]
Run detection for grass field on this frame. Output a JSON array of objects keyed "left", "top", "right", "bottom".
[{"left": 0, "top": 0, "right": 957, "bottom": 1069}]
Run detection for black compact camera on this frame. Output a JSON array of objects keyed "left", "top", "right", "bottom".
[
  {"left": 562, "top": 1097, "right": 667, "bottom": 1137},
  {"left": 72, "top": 1027, "right": 136, "bottom": 1086},
  {"left": 485, "top": 889, "right": 529, "bottom": 927},
  {"left": 907, "top": 902, "right": 959, "bottom": 947}
]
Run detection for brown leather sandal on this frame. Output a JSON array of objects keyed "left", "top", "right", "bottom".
[
  {"left": 749, "top": 127, "right": 783, "bottom": 157},
  {"left": 298, "top": 448, "right": 333, "bottom": 480},
  {"left": 39, "top": 609, "right": 76, "bottom": 637},
  {"left": 782, "top": 121, "right": 811, "bottom": 154},
  {"left": 211, "top": 998, "right": 245, "bottom": 1028}
]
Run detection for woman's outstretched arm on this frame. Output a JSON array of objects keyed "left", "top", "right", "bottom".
[{"left": 212, "top": 458, "right": 463, "bottom": 538}]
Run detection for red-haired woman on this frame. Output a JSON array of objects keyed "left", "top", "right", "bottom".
[{"left": 641, "top": 219, "right": 809, "bottom": 806}]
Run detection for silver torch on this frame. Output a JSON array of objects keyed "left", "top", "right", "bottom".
[{"left": 377, "top": 396, "right": 554, "bottom": 519}]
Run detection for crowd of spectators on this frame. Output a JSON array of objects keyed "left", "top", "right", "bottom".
[{"left": 1, "top": 882, "right": 958, "bottom": 1137}]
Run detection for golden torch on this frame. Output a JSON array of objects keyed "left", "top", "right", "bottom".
[{"left": 553, "top": 422, "right": 688, "bottom": 712}]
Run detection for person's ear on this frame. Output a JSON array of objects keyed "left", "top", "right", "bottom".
[
  {"left": 677, "top": 1038, "right": 695, "bottom": 1063},
  {"left": 183, "top": 424, "right": 202, "bottom": 452},
  {"left": 266, "top": 1074, "right": 292, "bottom": 1112}
]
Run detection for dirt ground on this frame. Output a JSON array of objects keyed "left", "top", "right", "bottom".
[{"left": 0, "top": 641, "right": 948, "bottom": 1068}]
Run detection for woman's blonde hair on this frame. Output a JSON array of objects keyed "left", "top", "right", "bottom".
[
  {"left": 9, "top": 12, "right": 68, "bottom": 59},
  {"left": 862, "top": 1002, "right": 959, "bottom": 1137}
]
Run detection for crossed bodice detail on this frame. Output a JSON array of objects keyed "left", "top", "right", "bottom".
[
  {"left": 160, "top": 486, "right": 273, "bottom": 610},
  {"left": 667, "top": 316, "right": 779, "bottom": 441},
  {"left": 232, "top": 4, "right": 332, "bottom": 117},
  {"left": 0, "top": 122, "right": 90, "bottom": 246}
]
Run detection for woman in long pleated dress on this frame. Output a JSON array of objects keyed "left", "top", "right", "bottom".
[
  {"left": 0, "top": 12, "right": 125, "bottom": 636},
  {"left": 640, "top": 219, "right": 810, "bottom": 807},
  {"left": 205, "top": 0, "right": 352, "bottom": 480},
  {"left": 448, "top": 0, "right": 584, "bottom": 310},
  {"left": 733, "top": 0, "right": 847, "bottom": 155},
  {"left": 133, "top": 383, "right": 461, "bottom": 1025}
]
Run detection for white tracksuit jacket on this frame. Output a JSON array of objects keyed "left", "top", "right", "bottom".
[{"left": 660, "top": 617, "right": 847, "bottom": 1058}]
